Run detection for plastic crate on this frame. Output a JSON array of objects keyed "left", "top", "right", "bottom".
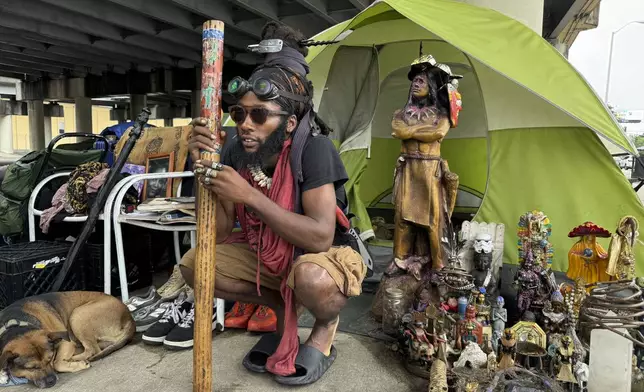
[
  {"left": 84, "top": 226, "right": 157, "bottom": 295},
  {"left": 0, "top": 241, "right": 86, "bottom": 309}
]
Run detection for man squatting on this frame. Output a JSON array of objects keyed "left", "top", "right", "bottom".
[{"left": 180, "top": 22, "right": 367, "bottom": 385}]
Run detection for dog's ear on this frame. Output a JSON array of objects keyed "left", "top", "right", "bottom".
[
  {"left": 47, "top": 331, "right": 69, "bottom": 345},
  {"left": 0, "top": 349, "right": 16, "bottom": 369}
]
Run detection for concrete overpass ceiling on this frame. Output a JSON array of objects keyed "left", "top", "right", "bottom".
[{"left": 0, "top": 0, "right": 372, "bottom": 81}]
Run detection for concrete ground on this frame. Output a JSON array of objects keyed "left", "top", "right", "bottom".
[{"left": 12, "top": 328, "right": 425, "bottom": 392}]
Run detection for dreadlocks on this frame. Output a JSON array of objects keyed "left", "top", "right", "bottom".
[{"left": 249, "top": 22, "right": 332, "bottom": 135}]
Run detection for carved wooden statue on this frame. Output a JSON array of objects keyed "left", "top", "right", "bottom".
[
  {"left": 387, "top": 54, "right": 463, "bottom": 277},
  {"left": 606, "top": 216, "right": 638, "bottom": 281}
]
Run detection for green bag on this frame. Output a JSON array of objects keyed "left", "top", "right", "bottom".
[
  {"left": 0, "top": 151, "right": 43, "bottom": 201},
  {"left": 0, "top": 192, "right": 24, "bottom": 236}
]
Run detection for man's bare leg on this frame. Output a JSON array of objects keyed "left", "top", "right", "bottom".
[{"left": 291, "top": 263, "right": 345, "bottom": 356}]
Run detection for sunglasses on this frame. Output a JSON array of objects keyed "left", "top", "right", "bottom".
[{"left": 229, "top": 105, "right": 290, "bottom": 125}]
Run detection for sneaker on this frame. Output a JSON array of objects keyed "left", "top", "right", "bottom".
[
  {"left": 224, "top": 302, "right": 257, "bottom": 329},
  {"left": 133, "top": 300, "right": 173, "bottom": 332},
  {"left": 157, "top": 265, "right": 187, "bottom": 300},
  {"left": 246, "top": 305, "right": 278, "bottom": 333},
  {"left": 142, "top": 291, "right": 191, "bottom": 345},
  {"left": 125, "top": 286, "right": 160, "bottom": 312},
  {"left": 163, "top": 302, "right": 217, "bottom": 350}
]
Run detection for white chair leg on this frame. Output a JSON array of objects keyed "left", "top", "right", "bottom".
[
  {"left": 190, "top": 230, "right": 196, "bottom": 248},
  {"left": 173, "top": 231, "right": 181, "bottom": 265},
  {"left": 216, "top": 298, "right": 225, "bottom": 331},
  {"left": 113, "top": 220, "right": 130, "bottom": 302}
]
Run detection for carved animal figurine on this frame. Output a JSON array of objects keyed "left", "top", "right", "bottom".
[
  {"left": 491, "top": 296, "right": 507, "bottom": 353},
  {"left": 497, "top": 328, "right": 517, "bottom": 370},
  {"left": 428, "top": 359, "right": 448, "bottom": 392},
  {"left": 606, "top": 216, "right": 638, "bottom": 281},
  {"left": 389, "top": 53, "right": 462, "bottom": 275}
]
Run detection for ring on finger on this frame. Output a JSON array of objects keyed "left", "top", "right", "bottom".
[
  {"left": 194, "top": 167, "right": 204, "bottom": 174},
  {"left": 211, "top": 162, "right": 223, "bottom": 171},
  {"left": 205, "top": 168, "right": 213, "bottom": 177},
  {"left": 203, "top": 176, "right": 211, "bottom": 185}
]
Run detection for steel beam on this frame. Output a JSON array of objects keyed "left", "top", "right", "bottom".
[
  {"left": 38, "top": 0, "right": 200, "bottom": 50},
  {"left": 0, "top": 48, "right": 101, "bottom": 75},
  {"left": 0, "top": 16, "right": 177, "bottom": 67},
  {"left": 2, "top": 1, "right": 200, "bottom": 64},
  {"left": 293, "top": 0, "right": 338, "bottom": 24},
  {"left": 0, "top": 58, "right": 67, "bottom": 76},
  {"left": 106, "top": 0, "right": 195, "bottom": 31},
  {"left": 347, "top": 0, "right": 370, "bottom": 10},
  {"left": 0, "top": 65, "right": 43, "bottom": 78},
  {"left": 231, "top": 0, "right": 280, "bottom": 22},
  {"left": 2, "top": 0, "right": 124, "bottom": 41},
  {"left": 169, "top": 0, "right": 262, "bottom": 38}
]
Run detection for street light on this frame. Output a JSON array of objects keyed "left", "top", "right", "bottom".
[{"left": 605, "top": 20, "right": 644, "bottom": 103}]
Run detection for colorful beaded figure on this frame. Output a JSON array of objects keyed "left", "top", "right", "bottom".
[{"left": 518, "top": 210, "right": 554, "bottom": 270}]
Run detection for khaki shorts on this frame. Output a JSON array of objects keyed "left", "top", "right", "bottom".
[{"left": 180, "top": 243, "right": 366, "bottom": 296}]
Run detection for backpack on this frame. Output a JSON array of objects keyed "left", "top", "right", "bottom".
[{"left": 0, "top": 151, "right": 45, "bottom": 237}]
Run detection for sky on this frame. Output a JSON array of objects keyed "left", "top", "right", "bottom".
[{"left": 569, "top": 0, "right": 644, "bottom": 113}]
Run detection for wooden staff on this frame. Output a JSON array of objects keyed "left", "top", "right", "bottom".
[{"left": 194, "top": 19, "right": 224, "bottom": 392}]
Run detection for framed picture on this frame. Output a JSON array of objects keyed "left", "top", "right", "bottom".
[{"left": 142, "top": 152, "right": 175, "bottom": 200}]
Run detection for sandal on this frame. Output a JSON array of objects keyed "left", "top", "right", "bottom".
[
  {"left": 273, "top": 344, "right": 337, "bottom": 386},
  {"left": 242, "top": 332, "right": 282, "bottom": 373}
]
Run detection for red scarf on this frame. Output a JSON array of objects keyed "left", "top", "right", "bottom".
[{"left": 225, "top": 139, "right": 298, "bottom": 376}]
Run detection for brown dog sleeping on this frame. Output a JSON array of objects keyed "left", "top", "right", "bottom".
[{"left": 0, "top": 291, "right": 134, "bottom": 388}]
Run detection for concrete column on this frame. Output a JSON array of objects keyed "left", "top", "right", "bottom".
[
  {"left": 75, "top": 97, "right": 92, "bottom": 133},
  {"left": 43, "top": 117, "right": 52, "bottom": 146},
  {"left": 164, "top": 118, "right": 173, "bottom": 127},
  {"left": 191, "top": 90, "right": 201, "bottom": 119},
  {"left": 28, "top": 100, "right": 45, "bottom": 151},
  {"left": 0, "top": 115, "right": 14, "bottom": 154},
  {"left": 111, "top": 108, "right": 127, "bottom": 124},
  {"left": 129, "top": 94, "right": 147, "bottom": 121}
]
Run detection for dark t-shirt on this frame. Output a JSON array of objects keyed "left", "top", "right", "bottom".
[{"left": 221, "top": 132, "right": 349, "bottom": 209}]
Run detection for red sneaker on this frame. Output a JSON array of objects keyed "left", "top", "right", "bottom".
[
  {"left": 225, "top": 302, "right": 258, "bottom": 329},
  {"left": 247, "top": 305, "right": 278, "bottom": 332}
]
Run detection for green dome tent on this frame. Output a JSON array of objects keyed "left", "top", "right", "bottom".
[{"left": 304, "top": 0, "right": 644, "bottom": 274}]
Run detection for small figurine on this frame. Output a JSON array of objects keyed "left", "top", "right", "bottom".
[
  {"left": 472, "top": 233, "right": 496, "bottom": 293},
  {"left": 413, "top": 286, "right": 433, "bottom": 312},
  {"left": 514, "top": 250, "right": 556, "bottom": 317},
  {"left": 455, "top": 305, "right": 483, "bottom": 350},
  {"left": 567, "top": 222, "right": 611, "bottom": 289},
  {"left": 518, "top": 210, "right": 554, "bottom": 269},
  {"left": 401, "top": 313, "right": 435, "bottom": 366},
  {"left": 554, "top": 336, "right": 578, "bottom": 386},
  {"left": 574, "top": 362, "right": 589, "bottom": 392},
  {"left": 487, "top": 351, "right": 498, "bottom": 373},
  {"left": 491, "top": 296, "right": 507, "bottom": 353},
  {"left": 542, "top": 291, "right": 571, "bottom": 336},
  {"left": 497, "top": 328, "right": 517, "bottom": 370},
  {"left": 606, "top": 216, "right": 638, "bottom": 281}
]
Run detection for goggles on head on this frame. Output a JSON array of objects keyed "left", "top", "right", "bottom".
[{"left": 227, "top": 76, "right": 309, "bottom": 103}]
